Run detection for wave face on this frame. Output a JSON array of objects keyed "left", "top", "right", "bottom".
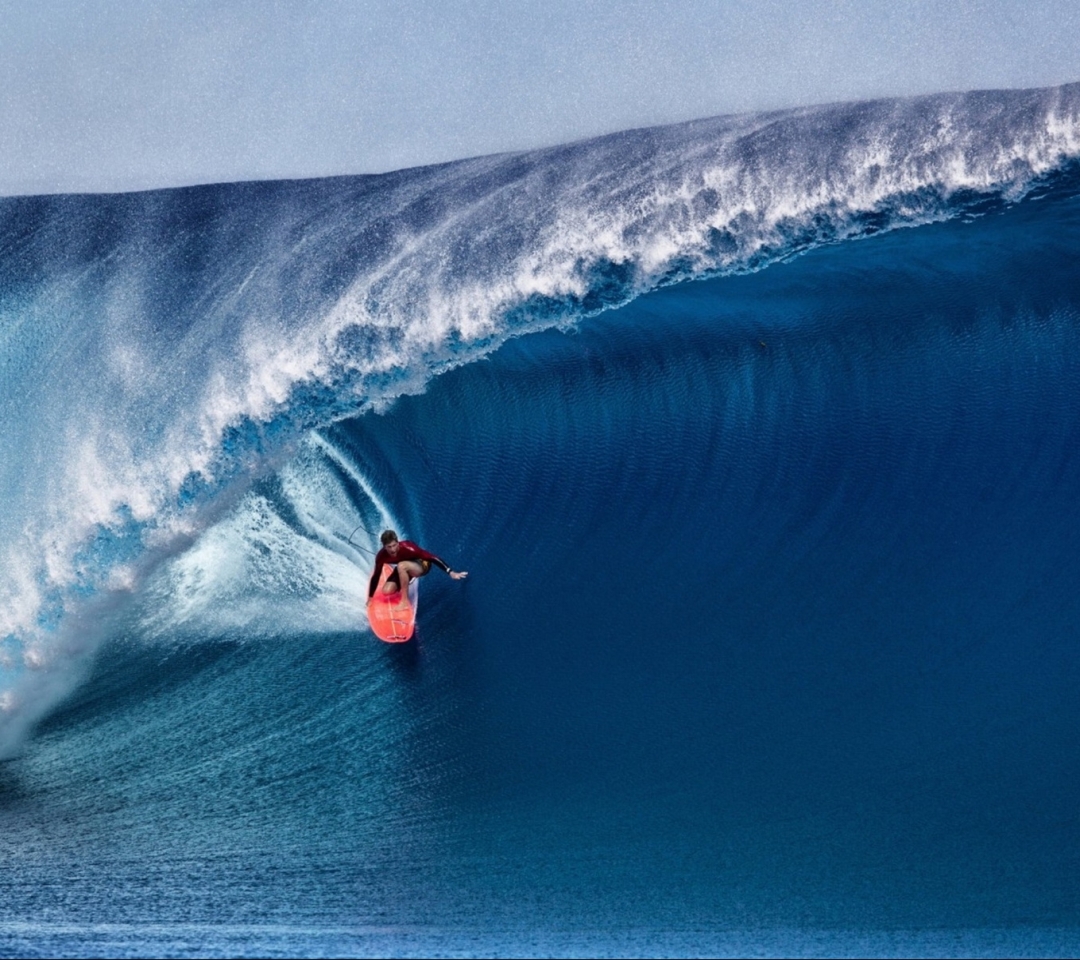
[{"left": 3, "top": 83, "right": 1080, "bottom": 953}]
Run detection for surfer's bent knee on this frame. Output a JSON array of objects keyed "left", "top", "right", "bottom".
[{"left": 386, "top": 560, "right": 429, "bottom": 590}]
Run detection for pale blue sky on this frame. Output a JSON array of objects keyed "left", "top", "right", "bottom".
[{"left": 1, "top": 0, "right": 1077, "bottom": 195}]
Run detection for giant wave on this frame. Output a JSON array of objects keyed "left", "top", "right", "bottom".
[{"left": 3, "top": 81, "right": 1080, "bottom": 954}]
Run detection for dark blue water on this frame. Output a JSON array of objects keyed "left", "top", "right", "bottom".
[{"left": 3, "top": 83, "right": 1080, "bottom": 956}]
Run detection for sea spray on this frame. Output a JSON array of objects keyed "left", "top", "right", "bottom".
[{"left": 1, "top": 81, "right": 1079, "bottom": 754}]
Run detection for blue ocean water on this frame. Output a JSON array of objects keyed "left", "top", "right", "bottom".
[{"left": 2, "top": 83, "right": 1080, "bottom": 957}]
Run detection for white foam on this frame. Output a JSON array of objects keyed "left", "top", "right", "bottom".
[
  {"left": 1, "top": 81, "right": 1078, "bottom": 754},
  {"left": 130, "top": 434, "right": 396, "bottom": 646}
]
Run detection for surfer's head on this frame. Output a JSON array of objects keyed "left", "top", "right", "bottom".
[{"left": 381, "top": 530, "right": 400, "bottom": 555}]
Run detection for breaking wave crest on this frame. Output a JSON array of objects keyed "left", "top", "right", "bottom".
[{"left": 1, "top": 80, "right": 1079, "bottom": 754}]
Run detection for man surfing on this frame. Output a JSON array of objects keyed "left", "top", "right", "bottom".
[{"left": 367, "top": 529, "right": 468, "bottom": 604}]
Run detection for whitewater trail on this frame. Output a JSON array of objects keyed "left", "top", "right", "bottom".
[
  {"left": 1, "top": 81, "right": 1079, "bottom": 754},
  {"left": 3, "top": 76, "right": 1080, "bottom": 948}
]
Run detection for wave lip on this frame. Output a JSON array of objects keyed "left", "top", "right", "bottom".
[
  {"left": 324, "top": 81, "right": 1080, "bottom": 352},
  {"left": 1, "top": 81, "right": 1080, "bottom": 753}
]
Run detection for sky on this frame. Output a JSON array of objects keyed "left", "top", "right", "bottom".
[{"left": 0, "top": 0, "right": 1078, "bottom": 196}]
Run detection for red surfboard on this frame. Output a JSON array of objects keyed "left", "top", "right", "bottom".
[{"left": 367, "top": 563, "right": 419, "bottom": 642}]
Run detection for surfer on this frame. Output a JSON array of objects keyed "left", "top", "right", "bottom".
[{"left": 366, "top": 529, "right": 468, "bottom": 602}]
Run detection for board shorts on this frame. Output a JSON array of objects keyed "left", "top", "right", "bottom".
[{"left": 387, "top": 558, "right": 431, "bottom": 588}]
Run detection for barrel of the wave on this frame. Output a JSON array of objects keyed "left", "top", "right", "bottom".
[{"left": 367, "top": 565, "right": 420, "bottom": 642}]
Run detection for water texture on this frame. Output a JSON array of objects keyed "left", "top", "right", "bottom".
[{"left": 2, "top": 82, "right": 1080, "bottom": 956}]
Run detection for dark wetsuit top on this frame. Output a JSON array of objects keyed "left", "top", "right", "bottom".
[{"left": 368, "top": 540, "right": 451, "bottom": 598}]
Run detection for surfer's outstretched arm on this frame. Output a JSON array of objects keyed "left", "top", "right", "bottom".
[
  {"left": 390, "top": 556, "right": 467, "bottom": 596},
  {"left": 418, "top": 550, "right": 467, "bottom": 580}
]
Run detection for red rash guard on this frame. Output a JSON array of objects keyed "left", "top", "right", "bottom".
[{"left": 368, "top": 540, "right": 451, "bottom": 598}]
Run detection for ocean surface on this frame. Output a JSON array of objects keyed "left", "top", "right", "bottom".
[{"left": 2, "top": 82, "right": 1080, "bottom": 957}]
